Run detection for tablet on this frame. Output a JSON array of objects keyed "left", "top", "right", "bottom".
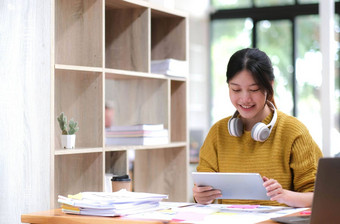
[{"left": 192, "top": 172, "right": 270, "bottom": 200}]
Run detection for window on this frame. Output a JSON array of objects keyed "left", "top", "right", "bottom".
[
  {"left": 254, "top": 0, "right": 294, "bottom": 7},
  {"left": 257, "top": 20, "right": 293, "bottom": 115},
  {"left": 210, "top": 18, "right": 252, "bottom": 121},
  {"left": 211, "top": 0, "right": 252, "bottom": 9},
  {"left": 295, "top": 15, "right": 322, "bottom": 146}
]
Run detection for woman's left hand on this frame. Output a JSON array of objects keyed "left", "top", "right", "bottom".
[
  {"left": 262, "top": 176, "right": 287, "bottom": 204},
  {"left": 262, "top": 176, "right": 314, "bottom": 207}
]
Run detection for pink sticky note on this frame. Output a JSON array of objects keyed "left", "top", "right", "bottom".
[{"left": 227, "top": 205, "right": 260, "bottom": 209}]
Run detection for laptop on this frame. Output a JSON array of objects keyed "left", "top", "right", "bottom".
[{"left": 271, "top": 157, "right": 340, "bottom": 224}]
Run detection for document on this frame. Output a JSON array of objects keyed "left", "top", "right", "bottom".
[
  {"left": 124, "top": 202, "right": 307, "bottom": 223},
  {"left": 58, "top": 190, "right": 168, "bottom": 216}
]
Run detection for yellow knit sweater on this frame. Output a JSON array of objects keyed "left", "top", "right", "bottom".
[{"left": 196, "top": 110, "right": 323, "bottom": 206}]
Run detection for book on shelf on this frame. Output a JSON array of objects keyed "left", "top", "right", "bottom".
[
  {"left": 105, "top": 136, "right": 169, "bottom": 146},
  {"left": 106, "top": 124, "right": 168, "bottom": 146},
  {"left": 106, "top": 129, "right": 169, "bottom": 138},
  {"left": 107, "top": 124, "right": 165, "bottom": 132},
  {"left": 151, "top": 58, "right": 188, "bottom": 78}
]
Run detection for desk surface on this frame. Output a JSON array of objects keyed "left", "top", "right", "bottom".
[{"left": 21, "top": 208, "right": 305, "bottom": 224}]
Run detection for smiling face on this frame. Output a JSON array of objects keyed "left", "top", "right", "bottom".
[{"left": 229, "top": 69, "right": 270, "bottom": 130}]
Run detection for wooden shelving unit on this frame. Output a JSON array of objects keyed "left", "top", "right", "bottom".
[{"left": 51, "top": 0, "right": 188, "bottom": 208}]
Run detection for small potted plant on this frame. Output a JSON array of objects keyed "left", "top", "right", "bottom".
[{"left": 57, "top": 112, "right": 79, "bottom": 149}]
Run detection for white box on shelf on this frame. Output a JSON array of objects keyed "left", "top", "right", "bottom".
[{"left": 151, "top": 58, "right": 188, "bottom": 78}]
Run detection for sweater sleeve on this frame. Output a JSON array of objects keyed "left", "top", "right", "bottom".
[
  {"left": 289, "top": 124, "right": 323, "bottom": 193},
  {"left": 196, "top": 123, "right": 220, "bottom": 172}
]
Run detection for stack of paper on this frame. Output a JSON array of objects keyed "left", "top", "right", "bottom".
[
  {"left": 151, "top": 58, "right": 188, "bottom": 78},
  {"left": 105, "top": 124, "right": 169, "bottom": 146},
  {"left": 58, "top": 190, "right": 168, "bottom": 217}
]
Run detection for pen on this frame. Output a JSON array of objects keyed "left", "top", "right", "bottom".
[{"left": 178, "top": 203, "right": 196, "bottom": 208}]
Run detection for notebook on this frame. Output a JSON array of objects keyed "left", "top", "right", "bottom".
[{"left": 271, "top": 157, "right": 340, "bottom": 224}]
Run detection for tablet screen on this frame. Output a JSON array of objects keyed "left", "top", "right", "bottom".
[{"left": 192, "top": 172, "right": 270, "bottom": 200}]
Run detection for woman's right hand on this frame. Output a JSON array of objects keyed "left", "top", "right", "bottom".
[{"left": 192, "top": 184, "right": 222, "bottom": 204}]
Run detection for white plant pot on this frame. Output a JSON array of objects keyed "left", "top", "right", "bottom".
[{"left": 61, "top": 135, "right": 76, "bottom": 149}]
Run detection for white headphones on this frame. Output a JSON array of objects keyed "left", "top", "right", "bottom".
[{"left": 228, "top": 101, "right": 277, "bottom": 142}]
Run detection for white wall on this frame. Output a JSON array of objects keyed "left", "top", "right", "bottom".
[
  {"left": 0, "top": 1, "right": 51, "bottom": 223},
  {"left": 173, "top": 0, "right": 211, "bottom": 201}
]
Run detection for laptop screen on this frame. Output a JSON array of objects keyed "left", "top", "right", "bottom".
[{"left": 310, "top": 157, "right": 340, "bottom": 224}]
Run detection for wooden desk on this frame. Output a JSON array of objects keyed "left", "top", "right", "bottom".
[
  {"left": 21, "top": 209, "right": 167, "bottom": 224},
  {"left": 21, "top": 208, "right": 306, "bottom": 224}
]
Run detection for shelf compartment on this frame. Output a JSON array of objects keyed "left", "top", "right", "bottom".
[
  {"left": 151, "top": 9, "right": 187, "bottom": 61},
  {"left": 55, "top": 0, "right": 103, "bottom": 67},
  {"left": 105, "top": 77, "right": 168, "bottom": 127},
  {"left": 55, "top": 70, "right": 103, "bottom": 149},
  {"left": 171, "top": 80, "right": 187, "bottom": 142},
  {"left": 54, "top": 152, "right": 103, "bottom": 207},
  {"left": 105, "top": 1, "right": 148, "bottom": 72},
  {"left": 133, "top": 146, "right": 187, "bottom": 201},
  {"left": 105, "top": 151, "right": 128, "bottom": 176}
]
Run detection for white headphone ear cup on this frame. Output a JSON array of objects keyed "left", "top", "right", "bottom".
[
  {"left": 228, "top": 118, "right": 243, "bottom": 137},
  {"left": 251, "top": 122, "right": 270, "bottom": 142},
  {"left": 228, "top": 118, "right": 234, "bottom": 136}
]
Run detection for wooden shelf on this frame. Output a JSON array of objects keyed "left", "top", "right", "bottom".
[
  {"left": 105, "top": 68, "right": 167, "bottom": 80},
  {"left": 52, "top": 0, "right": 188, "bottom": 208},
  {"left": 55, "top": 147, "right": 103, "bottom": 155},
  {"left": 55, "top": 64, "right": 103, "bottom": 72},
  {"left": 105, "top": 68, "right": 187, "bottom": 81}
]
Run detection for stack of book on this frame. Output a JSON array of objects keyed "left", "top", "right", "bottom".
[
  {"left": 58, "top": 190, "right": 168, "bottom": 217},
  {"left": 105, "top": 124, "right": 169, "bottom": 146},
  {"left": 151, "top": 58, "right": 188, "bottom": 78}
]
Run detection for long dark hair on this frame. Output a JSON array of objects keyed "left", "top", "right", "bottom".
[{"left": 226, "top": 48, "right": 276, "bottom": 107}]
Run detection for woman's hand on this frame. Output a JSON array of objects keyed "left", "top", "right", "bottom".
[
  {"left": 263, "top": 176, "right": 286, "bottom": 203},
  {"left": 193, "top": 184, "right": 222, "bottom": 205},
  {"left": 262, "top": 176, "right": 313, "bottom": 207}
]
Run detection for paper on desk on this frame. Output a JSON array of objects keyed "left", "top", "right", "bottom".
[
  {"left": 197, "top": 205, "right": 308, "bottom": 224},
  {"left": 123, "top": 202, "right": 218, "bottom": 222},
  {"left": 59, "top": 190, "right": 167, "bottom": 207},
  {"left": 208, "top": 204, "right": 292, "bottom": 213},
  {"left": 62, "top": 201, "right": 161, "bottom": 216},
  {"left": 124, "top": 203, "right": 308, "bottom": 224},
  {"left": 58, "top": 190, "right": 168, "bottom": 216}
]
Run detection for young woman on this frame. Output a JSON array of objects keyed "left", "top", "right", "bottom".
[{"left": 193, "top": 48, "right": 323, "bottom": 207}]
